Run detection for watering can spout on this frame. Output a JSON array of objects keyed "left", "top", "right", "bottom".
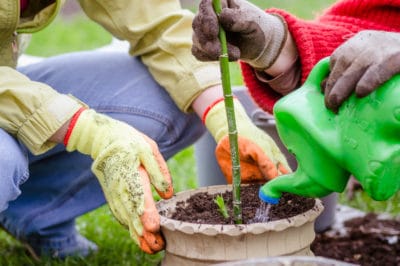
[
  {"left": 259, "top": 168, "right": 333, "bottom": 204},
  {"left": 259, "top": 57, "right": 400, "bottom": 203}
]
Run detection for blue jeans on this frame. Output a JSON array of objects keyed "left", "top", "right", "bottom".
[{"left": 0, "top": 51, "right": 205, "bottom": 252}]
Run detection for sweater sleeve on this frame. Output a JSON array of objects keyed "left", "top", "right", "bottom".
[{"left": 242, "top": 0, "right": 400, "bottom": 113}]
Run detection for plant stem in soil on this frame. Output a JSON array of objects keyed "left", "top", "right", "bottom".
[{"left": 212, "top": 0, "right": 242, "bottom": 224}]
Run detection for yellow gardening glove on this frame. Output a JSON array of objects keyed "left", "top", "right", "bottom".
[
  {"left": 64, "top": 109, "right": 173, "bottom": 254},
  {"left": 204, "top": 99, "right": 291, "bottom": 183}
]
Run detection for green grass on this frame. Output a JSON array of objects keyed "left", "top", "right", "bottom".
[
  {"left": 251, "top": 0, "right": 337, "bottom": 19},
  {"left": 3, "top": 1, "right": 398, "bottom": 265},
  {"left": 25, "top": 16, "right": 112, "bottom": 57},
  {"left": 339, "top": 190, "right": 400, "bottom": 216}
]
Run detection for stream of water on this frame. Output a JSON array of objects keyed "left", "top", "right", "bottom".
[{"left": 251, "top": 202, "right": 271, "bottom": 223}]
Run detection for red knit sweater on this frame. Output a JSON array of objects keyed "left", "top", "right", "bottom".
[
  {"left": 241, "top": 0, "right": 400, "bottom": 114},
  {"left": 20, "top": 0, "right": 29, "bottom": 12}
]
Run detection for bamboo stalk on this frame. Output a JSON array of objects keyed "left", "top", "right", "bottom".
[{"left": 212, "top": 0, "right": 242, "bottom": 224}]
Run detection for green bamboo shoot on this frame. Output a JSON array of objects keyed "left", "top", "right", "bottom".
[{"left": 212, "top": 0, "right": 242, "bottom": 224}]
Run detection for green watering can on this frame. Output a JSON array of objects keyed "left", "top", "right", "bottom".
[{"left": 259, "top": 57, "right": 400, "bottom": 204}]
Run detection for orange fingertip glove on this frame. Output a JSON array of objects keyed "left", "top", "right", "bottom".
[{"left": 203, "top": 98, "right": 291, "bottom": 183}]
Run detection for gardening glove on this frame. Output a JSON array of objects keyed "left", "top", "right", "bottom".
[
  {"left": 203, "top": 98, "right": 291, "bottom": 183},
  {"left": 323, "top": 30, "right": 400, "bottom": 113},
  {"left": 64, "top": 108, "right": 173, "bottom": 254},
  {"left": 192, "top": 0, "right": 287, "bottom": 70}
]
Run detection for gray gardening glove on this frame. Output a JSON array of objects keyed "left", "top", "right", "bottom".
[
  {"left": 192, "top": 0, "right": 287, "bottom": 69},
  {"left": 323, "top": 30, "right": 400, "bottom": 112}
]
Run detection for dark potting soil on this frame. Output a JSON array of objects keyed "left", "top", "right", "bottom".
[
  {"left": 170, "top": 184, "right": 316, "bottom": 224},
  {"left": 311, "top": 213, "right": 400, "bottom": 266}
]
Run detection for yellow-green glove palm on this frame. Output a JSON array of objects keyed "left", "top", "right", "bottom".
[
  {"left": 204, "top": 99, "right": 291, "bottom": 183},
  {"left": 64, "top": 109, "right": 173, "bottom": 254}
]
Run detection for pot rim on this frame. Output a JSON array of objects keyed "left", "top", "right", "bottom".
[{"left": 157, "top": 184, "right": 324, "bottom": 236}]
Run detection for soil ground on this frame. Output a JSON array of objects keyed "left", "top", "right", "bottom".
[
  {"left": 169, "top": 184, "right": 400, "bottom": 265},
  {"left": 311, "top": 213, "right": 400, "bottom": 266}
]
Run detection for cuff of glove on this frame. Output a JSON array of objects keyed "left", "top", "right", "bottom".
[
  {"left": 201, "top": 96, "right": 240, "bottom": 124},
  {"left": 245, "top": 14, "right": 288, "bottom": 70},
  {"left": 63, "top": 107, "right": 87, "bottom": 146},
  {"left": 203, "top": 97, "right": 249, "bottom": 142},
  {"left": 201, "top": 98, "right": 225, "bottom": 124}
]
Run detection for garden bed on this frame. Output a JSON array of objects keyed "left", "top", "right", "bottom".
[{"left": 311, "top": 212, "right": 400, "bottom": 266}]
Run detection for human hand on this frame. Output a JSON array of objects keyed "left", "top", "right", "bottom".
[
  {"left": 203, "top": 99, "right": 291, "bottom": 183},
  {"left": 323, "top": 30, "right": 400, "bottom": 112},
  {"left": 64, "top": 109, "right": 173, "bottom": 254},
  {"left": 192, "top": 0, "right": 287, "bottom": 69}
]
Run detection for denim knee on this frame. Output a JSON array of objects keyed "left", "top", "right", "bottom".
[{"left": 0, "top": 130, "right": 29, "bottom": 212}]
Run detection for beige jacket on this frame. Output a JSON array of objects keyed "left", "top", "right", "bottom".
[{"left": 0, "top": 0, "right": 220, "bottom": 154}]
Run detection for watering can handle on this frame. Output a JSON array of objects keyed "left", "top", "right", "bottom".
[
  {"left": 303, "top": 57, "right": 331, "bottom": 90},
  {"left": 263, "top": 55, "right": 400, "bottom": 203}
]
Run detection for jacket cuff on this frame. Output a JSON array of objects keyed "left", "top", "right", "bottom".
[
  {"left": 176, "top": 63, "right": 222, "bottom": 112},
  {"left": 18, "top": 94, "right": 85, "bottom": 155}
]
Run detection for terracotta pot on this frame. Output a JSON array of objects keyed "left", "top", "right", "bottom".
[{"left": 157, "top": 185, "right": 324, "bottom": 266}]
